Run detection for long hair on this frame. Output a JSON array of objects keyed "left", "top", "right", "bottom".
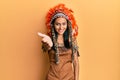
[
  {"left": 51, "top": 18, "right": 76, "bottom": 64},
  {"left": 51, "top": 19, "right": 71, "bottom": 49}
]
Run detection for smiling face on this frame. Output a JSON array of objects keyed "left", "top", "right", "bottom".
[{"left": 54, "top": 17, "right": 67, "bottom": 35}]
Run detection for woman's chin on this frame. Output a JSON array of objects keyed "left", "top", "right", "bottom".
[{"left": 58, "top": 32, "right": 64, "bottom": 35}]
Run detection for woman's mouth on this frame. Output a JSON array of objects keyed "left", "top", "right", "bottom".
[{"left": 58, "top": 29, "right": 64, "bottom": 33}]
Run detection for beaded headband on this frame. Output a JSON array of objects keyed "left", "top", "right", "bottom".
[{"left": 50, "top": 13, "right": 69, "bottom": 24}]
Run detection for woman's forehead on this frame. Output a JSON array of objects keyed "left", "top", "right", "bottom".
[{"left": 55, "top": 17, "right": 67, "bottom": 23}]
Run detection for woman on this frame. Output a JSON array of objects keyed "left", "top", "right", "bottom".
[{"left": 38, "top": 4, "right": 80, "bottom": 80}]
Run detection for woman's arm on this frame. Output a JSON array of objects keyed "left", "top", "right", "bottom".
[
  {"left": 73, "top": 52, "right": 79, "bottom": 80},
  {"left": 38, "top": 32, "right": 53, "bottom": 52}
]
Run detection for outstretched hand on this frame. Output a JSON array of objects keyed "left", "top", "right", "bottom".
[{"left": 38, "top": 32, "right": 53, "bottom": 47}]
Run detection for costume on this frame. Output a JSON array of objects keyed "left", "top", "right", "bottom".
[
  {"left": 47, "top": 45, "right": 74, "bottom": 80},
  {"left": 43, "top": 3, "right": 80, "bottom": 80}
]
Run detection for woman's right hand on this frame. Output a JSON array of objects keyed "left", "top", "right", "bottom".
[{"left": 37, "top": 32, "right": 53, "bottom": 48}]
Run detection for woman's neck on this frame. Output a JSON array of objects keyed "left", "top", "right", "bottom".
[{"left": 57, "top": 34, "right": 64, "bottom": 44}]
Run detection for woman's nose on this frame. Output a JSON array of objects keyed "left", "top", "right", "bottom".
[{"left": 59, "top": 25, "right": 64, "bottom": 29}]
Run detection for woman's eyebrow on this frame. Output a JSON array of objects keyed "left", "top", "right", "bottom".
[{"left": 55, "top": 21, "right": 67, "bottom": 24}]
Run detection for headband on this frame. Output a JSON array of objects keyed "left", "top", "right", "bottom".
[{"left": 50, "top": 13, "right": 69, "bottom": 24}]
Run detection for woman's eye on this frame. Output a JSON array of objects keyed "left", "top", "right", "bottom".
[
  {"left": 55, "top": 22, "right": 66, "bottom": 26},
  {"left": 62, "top": 23, "right": 66, "bottom": 25},
  {"left": 55, "top": 23, "right": 60, "bottom": 26}
]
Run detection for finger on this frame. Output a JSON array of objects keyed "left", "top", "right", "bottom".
[
  {"left": 41, "top": 40, "right": 50, "bottom": 47},
  {"left": 41, "top": 40, "right": 47, "bottom": 44},
  {"left": 41, "top": 40, "right": 48, "bottom": 44},
  {"left": 37, "top": 32, "right": 46, "bottom": 38},
  {"left": 42, "top": 38, "right": 47, "bottom": 43},
  {"left": 42, "top": 38, "right": 50, "bottom": 45}
]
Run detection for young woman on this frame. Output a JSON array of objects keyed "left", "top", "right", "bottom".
[{"left": 38, "top": 4, "right": 80, "bottom": 80}]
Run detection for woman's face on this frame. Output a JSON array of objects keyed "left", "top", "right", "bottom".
[{"left": 54, "top": 17, "right": 67, "bottom": 35}]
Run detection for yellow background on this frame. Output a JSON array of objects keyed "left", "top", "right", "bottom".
[{"left": 0, "top": 0, "right": 120, "bottom": 80}]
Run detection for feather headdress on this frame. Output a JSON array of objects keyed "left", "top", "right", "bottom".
[{"left": 46, "top": 3, "right": 78, "bottom": 38}]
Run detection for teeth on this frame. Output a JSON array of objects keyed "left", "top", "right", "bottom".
[{"left": 59, "top": 30, "right": 63, "bottom": 32}]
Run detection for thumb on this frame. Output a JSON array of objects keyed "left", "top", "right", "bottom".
[{"left": 37, "top": 32, "right": 46, "bottom": 38}]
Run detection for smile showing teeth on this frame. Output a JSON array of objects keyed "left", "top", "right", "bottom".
[{"left": 58, "top": 29, "right": 63, "bottom": 31}]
